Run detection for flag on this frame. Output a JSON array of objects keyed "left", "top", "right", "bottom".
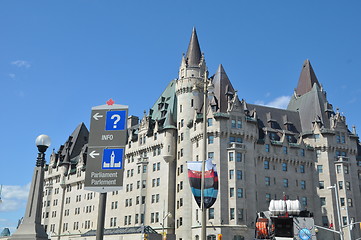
[{"left": 187, "top": 159, "right": 218, "bottom": 209}]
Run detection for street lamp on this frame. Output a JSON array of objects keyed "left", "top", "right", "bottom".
[
  {"left": 10, "top": 134, "right": 51, "bottom": 240},
  {"left": 327, "top": 185, "right": 344, "bottom": 240},
  {"left": 193, "top": 70, "right": 214, "bottom": 240},
  {"left": 160, "top": 212, "right": 172, "bottom": 240}
]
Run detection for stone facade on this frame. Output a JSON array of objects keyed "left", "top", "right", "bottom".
[{"left": 41, "top": 29, "right": 361, "bottom": 240}]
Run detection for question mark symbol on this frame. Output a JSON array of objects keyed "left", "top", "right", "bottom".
[{"left": 111, "top": 114, "right": 121, "bottom": 129}]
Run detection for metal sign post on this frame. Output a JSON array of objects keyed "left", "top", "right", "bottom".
[{"left": 84, "top": 100, "right": 128, "bottom": 240}]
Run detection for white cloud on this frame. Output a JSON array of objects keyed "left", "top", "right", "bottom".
[
  {"left": 0, "top": 183, "right": 30, "bottom": 212},
  {"left": 255, "top": 95, "right": 291, "bottom": 109},
  {"left": 11, "top": 60, "right": 31, "bottom": 68}
]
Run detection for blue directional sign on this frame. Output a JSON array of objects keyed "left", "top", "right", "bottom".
[
  {"left": 102, "top": 148, "right": 124, "bottom": 170},
  {"left": 105, "top": 110, "right": 126, "bottom": 131}
]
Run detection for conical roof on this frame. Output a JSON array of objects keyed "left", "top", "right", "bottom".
[
  {"left": 212, "top": 64, "right": 236, "bottom": 112},
  {"left": 295, "top": 59, "right": 321, "bottom": 96},
  {"left": 185, "top": 27, "right": 202, "bottom": 67}
]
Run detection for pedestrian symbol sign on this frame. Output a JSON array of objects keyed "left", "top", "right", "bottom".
[
  {"left": 102, "top": 148, "right": 123, "bottom": 170},
  {"left": 105, "top": 111, "right": 126, "bottom": 131}
]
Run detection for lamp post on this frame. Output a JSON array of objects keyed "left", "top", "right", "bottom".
[
  {"left": 193, "top": 70, "right": 214, "bottom": 240},
  {"left": 161, "top": 212, "right": 171, "bottom": 240},
  {"left": 327, "top": 185, "right": 344, "bottom": 240},
  {"left": 10, "top": 134, "right": 51, "bottom": 240}
]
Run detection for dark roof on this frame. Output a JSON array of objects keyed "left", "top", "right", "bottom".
[
  {"left": 288, "top": 84, "right": 332, "bottom": 132},
  {"left": 247, "top": 103, "right": 302, "bottom": 138},
  {"left": 212, "top": 64, "right": 236, "bottom": 113},
  {"left": 81, "top": 226, "right": 158, "bottom": 236},
  {"left": 295, "top": 59, "right": 321, "bottom": 96},
  {"left": 185, "top": 27, "right": 202, "bottom": 67}
]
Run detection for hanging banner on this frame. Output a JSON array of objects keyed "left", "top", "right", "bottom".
[{"left": 187, "top": 159, "right": 218, "bottom": 209}]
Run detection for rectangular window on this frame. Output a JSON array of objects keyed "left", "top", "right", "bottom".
[
  {"left": 336, "top": 165, "right": 342, "bottom": 174},
  {"left": 283, "top": 146, "right": 288, "bottom": 154},
  {"left": 231, "top": 120, "right": 236, "bottom": 128},
  {"left": 282, "top": 163, "right": 287, "bottom": 171},
  {"left": 264, "top": 161, "right": 269, "bottom": 169},
  {"left": 229, "top": 170, "right": 234, "bottom": 179},
  {"left": 301, "top": 197, "right": 308, "bottom": 206},
  {"left": 207, "top": 118, "right": 213, "bottom": 126},
  {"left": 208, "top": 152, "right": 214, "bottom": 159},
  {"left": 229, "top": 152, "right": 234, "bottom": 161},
  {"left": 347, "top": 198, "right": 353, "bottom": 207},
  {"left": 300, "top": 149, "right": 305, "bottom": 156},
  {"left": 301, "top": 180, "right": 306, "bottom": 189},
  {"left": 317, "top": 165, "right": 323, "bottom": 173},
  {"left": 345, "top": 181, "right": 351, "bottom": 190},
  {"left": 300, "top": 165, "right": 305, "bottom": 173},
  {"left": 265, "top": 144, "right": 270, "bottom": 152},
  {"left": 339, "top": 181, "right": 343, "bottom": 190},
  {"left": 283, "top": 178, "right": 288, "bottom": 188},
  {"left": 237, "top": 188, "right": 243, "bottom": 198},
  {"left": 320, "top": 197, "right": 326, "bottom": 206},
  {"left": 208, "top": 208, "right": 214, "bottom": 219},
  {"left": 265, "top": 177, "right": 270, "bottom": 186},
  {"left": 322, "top": 216, "right": 329, "bottom": 227},
  {"left": 236, "top": 153, "right": 242, "bottom": 162},
  {"left": 230, "top": 208, "right": 235, "bottom": 220},
  {"left": 344, "top": 165, "right": 349, "bottom": 174},
  {"left": 208, "top": 136, "right": 214, "bottom": 144},
  {"left": 266, "top": 193, "right": 271, "bottom": 202},
  {"left": 340, "top": 198, "right": 345, "bottom": 207},
  {"left": 236, "top": 170, "right": 242, "bottom": 180},
  {"left": 230, "top": 188, "right": 234, "bottom": 197},
  {"left": 319, "top": 181, "right": 324, "bottom": 189},
  {"left": 237, "top": 120, "right": 242, "bottom": 128}
]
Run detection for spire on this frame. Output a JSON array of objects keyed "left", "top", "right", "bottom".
[
  {"left": 212, "top": 64, "right": 236, "bottom": 113},
  {"left": 185, "top": 27, "right": 202, "bottom": 67},
  {"left": 295, "top": 59, "right": 321, "bottom": 96}
]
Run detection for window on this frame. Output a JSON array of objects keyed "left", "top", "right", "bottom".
[
  {"left": 236, "top": 153, "right": 242, "bottom": 162},
  {"left": 322, "top": 216, "right": 329, "bottom": 227},
  {"left": 207, "top": 118, "right": 213, "bottom": 126},
  {"left": 340, "top": 198, "right": 345, "bottom": 207},
  {"left": 283, "top": 179, "right": 288, "bottom": 188},
  {"left": 237, "top": 170, "right": 242, "bottom": 180},
  {"left": 238, "top": 209, "right": 244, "bottom": 221},
  {"left": 265, "top": 144, "right": 270, "bottom": 152},
  {"left": 229, "top": 152, "right": 234, "bottom": 161},
  {"left": 344, "top": 165, "right": 349, "bottom": 174},
  {"left": 229, "top": 170, "right": 234, "bottom": 179},
  {"left": 336, "top": 165, "right": 342, "bottom": 174},
  {"left": 237, "top": 188, "right": 243, "bottom": 198},
  {"left": 282, "top": 163, "right": 287, "bottom": 171},
  {"left": 301, "top": 197, "right": 307, "bottom": 206},
  {"left": 283, "top": 146, "right": 288, "bottom": 154},
  {"left": 208, "top": 208, "right": 214, "bottom": 219},
  {"left": 343, "top": 217, "right": 348, "bottom": 226},
  {"left": 339, "top": 181, "right": 343, "bottom": 190},
  {"left": 230, "top": 208, "right": 235, "bottom": 220},
  {"left": 237, "top": 120, "right": 242, "bottom": 128},
  {"left": 230, "top": 188, "right": 234, "bottom": 197},
  {"left": 208, "top": 152, "right": 214, "bottom": 159},
  {"left": 143, "top": 165, "right": 147, "bottom": 173},
  {"left": 300, "top": 180, "right": 306, "bottom": 189},
  {"left": 265, "top": 177, "right": 270, "bottom": 186},
  {"left": 314, "top": 134, "right": 320, "bottom": 141},
  {"left": 208, "top": 136, "right": 214, "bottom": 144},
  {"left": 266, "top": 193, "right": 271, "bottom": 202},
  {"left": 317, "top": 165, "right": 323, "bottom": 173},
  {"left": 300, "top": 165, "right": 305, "bottom": 173},
  {"left": 320, "top": 197, "right": 326, "bottom": 206},
  {"left": 300, "top": 149, "right": 305, "bottom": 157},
  {"left": 319, "top": 181, "right": 324, "bottom": 189},
  {"left": 347, "top": 198, "right": 353, "bottom": 207},
  {"left": 231, "top": 120, "right": 236, "bottom": 128},
  {"left": 345, "top": 181, "right": 351, "bottom": 190},
  {"left": 264, "top": 161, "right": 269, "bottom": 169}
]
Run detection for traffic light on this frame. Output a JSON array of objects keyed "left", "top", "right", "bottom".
[{"left": 217, "top": 234, "right": 222, "bottom": 240}]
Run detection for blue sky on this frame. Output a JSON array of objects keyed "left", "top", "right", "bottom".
[{"left": 1, "top": 0, "right": 361, "bottom": 232}]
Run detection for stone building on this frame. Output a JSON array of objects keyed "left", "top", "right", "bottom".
[{"left": 41, "top": 29, "right": 361, "bottom": 240}]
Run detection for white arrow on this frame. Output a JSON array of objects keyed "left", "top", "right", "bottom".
[
  {"left": 93, "top": 112, "right": 104, "bottom": 120},
  {"left": 89, "top": 150, "right": 100, "bottom": 158}
]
